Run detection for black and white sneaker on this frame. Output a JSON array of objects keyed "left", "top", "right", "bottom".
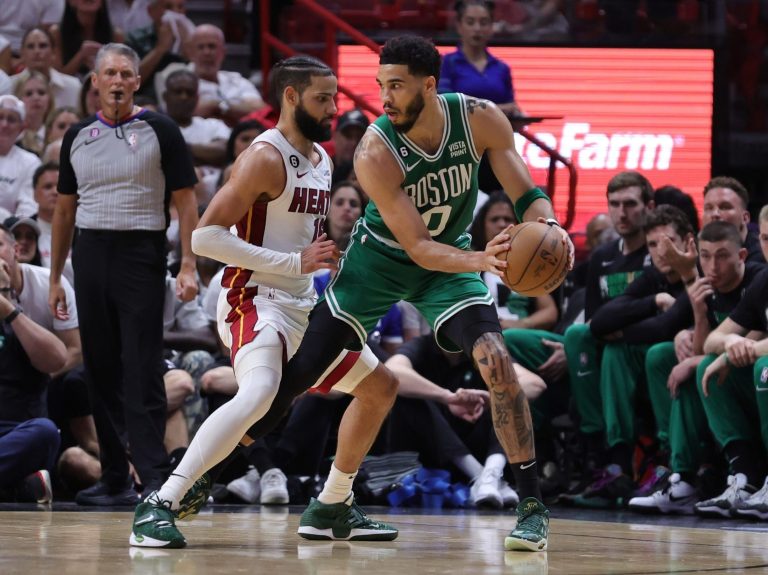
[
  {"left": 694, "top": 473, "right": 754, "bottom": 518},
  {"left": 628, "top": 473, "right": 696, "bottom": 514},
  {"left": 734, "top": 476, "right": 768, "bottom": 520}
]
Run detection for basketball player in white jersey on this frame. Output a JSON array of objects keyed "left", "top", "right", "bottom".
[{"left": 129, "top": 56, "right": 382, "bottom": 548}]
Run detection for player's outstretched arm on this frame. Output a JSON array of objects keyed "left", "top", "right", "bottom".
[
  {"left": 354, "top": 133, "right": 508, "bottom": 275},
  {"left": 193, "top": 143, "right": 332, "bottom": 275}
]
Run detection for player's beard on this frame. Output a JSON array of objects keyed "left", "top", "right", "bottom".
[
  {"left": 295, "top": 101, "right": 332, "bottom": 142},
  {"left": 391, "top": 92, "right": 425, "bottom": 133}
]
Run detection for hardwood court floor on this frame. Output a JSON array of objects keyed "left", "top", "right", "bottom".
[{"left": 1, "top": 505, "right": 767, "bottom": 574}]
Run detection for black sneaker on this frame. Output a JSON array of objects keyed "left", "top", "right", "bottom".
[
  {"left": 76, "top": 478, "right": 139, "bottom": 506},
  {"left": 571, "top": 464, "right": 634, "bottom": 509}
]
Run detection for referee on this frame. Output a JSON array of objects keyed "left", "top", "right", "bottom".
[{"left": 48, "top": 44, "right": 199, "bottom": 506}]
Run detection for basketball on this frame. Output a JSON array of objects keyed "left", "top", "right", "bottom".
[{"left": 501, "top": 222, "right": 569, "bottom": 296}]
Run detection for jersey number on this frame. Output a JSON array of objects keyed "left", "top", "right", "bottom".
[
  {"left": 422, "top": 205, "right": 451, "bottom": 237},
  {"left": 312, "top": 218, "right": 324, "bottom": 241}
]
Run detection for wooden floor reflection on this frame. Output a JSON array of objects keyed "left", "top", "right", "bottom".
[{"left": 1, "top": 506, "right": 768, "bottom": 574}]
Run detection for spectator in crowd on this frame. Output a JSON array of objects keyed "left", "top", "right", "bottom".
[
  {"left": 3, "top": 216, "right": 42, "bottom": 266},
  {"left": 78, "top": 76, "right": 100, "bottom": 117},
  {"left": 493, "top": 0, "right": 569, "bottom": 39},
  {"left": 0, "top": 222, "right": 69, "bottom": 503},
  {"left": 127, "top": 0, "right": 193, "bottom": 101},
  {"left": 0, "top": 35, "right": 9, "bottom": 76},
  {"left": 324, "top": 181, "right": 365, "bottom": 243},
  {"left": 0, "top": 95, "right": 41, "bottom": 217},
  {"left": 167, "top": 24, "right": 264, "bottom": 124},
  {"left": 45, "top": 107, "right": 81, "bottom": 147},
  {"left": 52, "top": 0, "right": 125, "bottom": 77},
  {"left": 107, "top": 0, "right": 152, "bottom": 35},
  {"left": 331, "top": 109, "right": 369, "bottom": 183},
  {"left": 218, "top": 119, "right": 265, "bottom": 186},
  {"left": 32, "top": 162, "right": 74, "bottom": 283},
  {"left": 14, "top": 71, "right": 54, "bottom": 156},
  {"left": 163, "top": 68, "right": 230, "bottom": 202},
  {"left": 49, "top": 43, "right": 198, "bottom": 506},
  {"left": 0, "top": 0, "right": 64, "bottom": 54},
  {"left": 12, "top": 27, "right": 82, "bottom": 110}
]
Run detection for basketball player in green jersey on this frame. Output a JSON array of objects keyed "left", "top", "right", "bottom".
[{"left": 198, "top": 36, "right": 572, "bottom": 551}]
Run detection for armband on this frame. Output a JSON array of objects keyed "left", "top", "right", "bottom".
[
  {"left": 3, "top": 306, "right": 21, "bottom": 325},
  {"left": 514, "top": 187, "right": 551, "bottom": 222}
]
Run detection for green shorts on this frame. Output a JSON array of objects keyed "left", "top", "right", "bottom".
[{"left": 323, "top": 220, "right": 493, "bottom": 352}]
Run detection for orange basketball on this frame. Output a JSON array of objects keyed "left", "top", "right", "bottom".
[{"left": 500, "top": 221, "right": 569, "bottom": 296}]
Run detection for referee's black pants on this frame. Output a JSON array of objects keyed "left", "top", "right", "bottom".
[{"left": 73, "top": 230, "right": 169, "bottom": 488}]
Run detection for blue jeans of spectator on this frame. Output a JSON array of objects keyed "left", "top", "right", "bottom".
[{"left": 0, "top": 418, "right": 60, "bottom": 487}]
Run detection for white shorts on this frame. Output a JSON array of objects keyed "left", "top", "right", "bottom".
[{"left": 217, "top": 285, "right": 378, "bottom": 394}]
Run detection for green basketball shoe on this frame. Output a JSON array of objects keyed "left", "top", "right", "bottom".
[
  {"left": 298, "top": 496, "right": 398, "bottom": 541},
  {"left": 504, "top": 497, "right": 549, "bottom": 552},
  {"left": 176, "top": 473, "right": 212, "bottom": 520},
  {"left": 130, "top": 492, "right": 187, "bottom": 548}
]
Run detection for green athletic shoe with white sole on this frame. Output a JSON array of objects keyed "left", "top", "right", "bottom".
[
  {"left": 130, "top": 492, "right": 187, "bottom": 549},
  {"left": 504, "top": 497, "right": 549, "bottom": 552},
  {"left": 176, "top": 473, "right": 212, "bottom": 520},
  {"left": 298, "top": 496, "right": 398, "bottom": 541}
]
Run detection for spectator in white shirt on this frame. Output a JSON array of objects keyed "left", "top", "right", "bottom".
[
  {"left": 11, "top": 28, "right": 82, "bottom": 109},
  {"left": 0, "top": 96, "right": 40, "bottom": 217},
  {"left": 182, "top": 24, "right": 264, "bottom": 125},
  {"left": 0, "top": 0, "right": 64, "bottom": 54}
]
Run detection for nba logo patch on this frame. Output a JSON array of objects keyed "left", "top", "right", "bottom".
[
  {"left": 579, "top": 352, "right": 588, "bottom": 366},
  {"left": 90, "top": 128, "right": 99, "bottom": 137},
  {"left": 128, "top": 133, "right": 138, "bottom": 148}
]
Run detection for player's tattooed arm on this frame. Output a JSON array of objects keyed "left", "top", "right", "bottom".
[
  {"left": 473, "top": 332, "right": 535, "bottom": 461},
  {"left": 466, "top": 98, "right": 489, "bottom": 114}
]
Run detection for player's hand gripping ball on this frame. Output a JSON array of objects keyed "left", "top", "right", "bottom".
[{"left": 499, "top": 221, "right": 569, "bottom": 296}]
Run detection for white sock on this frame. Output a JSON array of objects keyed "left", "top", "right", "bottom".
[
  {"left": 452, "top": 454, "right": 484, "bottom": 481},
  {"left": 318, "top": 463, "right": 357, "bottom": 505},
  {"left": 484, "top": 453, "right": 507, "bottom": 477},
  {"left": 155, "top": 330, "right": 283, "bottom": 509}
]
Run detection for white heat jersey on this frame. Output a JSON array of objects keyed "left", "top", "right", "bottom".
[{"left": 220, "top": 128, "right": 332, "bottom": 300}]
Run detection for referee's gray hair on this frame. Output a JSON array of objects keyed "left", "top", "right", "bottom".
[{"left": 94, "top": 43, "right": 141, "bottom": 74}]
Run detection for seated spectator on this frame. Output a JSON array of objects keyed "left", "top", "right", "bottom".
[
  {"left": 331, "top": 109, "right": 369, "bottom": 183},
  {"left": 78, "top": 75, "right": 100, "bottom": 117},
  {"left": 107, "top": 0, "right": 152, "bottom": 35},
  {"left": 158, "top": 24, "right": 264, "bottom": 124},
  {"left": 493, "top": 0, "right": 569, "bottom": 39},
  {"left": 12, "top": 27, "right": 82, "bottom": 110},
  {"left": 0, "top": 222, "right": 69, "bottom": 503},
  {"left": 0, "top": 96, "right": 41, "bottom": 217},
  {"left": 14, "top": 71, "right": 54, "bottom": 156},
  {"left": 31, "top": 163, "right": 74, "bottom": 283},
  {"left": 52, "top": 0, "right": 124, "bottom": 77},
  {"left": 44, "top": 107, "right": 81, "bottom": 148},
  {"left": 323, "top": 181, "right": 366, "bottom": 243},
  {"left": 3, "top": 216, "right": 42, "bottom": 266},
  {"left": 127, "top": 0, "right": 192, "bottom": 101},
  {"left": 218, "top": 119, "right": 265, "bottom": 187},
  {"left": 0, "top": 1, "right": 64, "bottom": 55},
  {"left": 163, "top": 68, "right": 230, "bottom": 202}
]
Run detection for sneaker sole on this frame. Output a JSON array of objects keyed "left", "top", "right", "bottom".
[
  {"left": 129, "top": 532, "right": 186, "bottom": 549},
  {"left": 504, "top": 536, "right": 548, "bottom": 552},
  {"left": 297, "top": 526, "right": 398, "bottom": 541},
  {"left": 261, "top": 493, "right": 289, "bottom": 505},
  {"left": 473, "top": 495, "right": 503, "bottom": 509},
  {"left": 694, "top": 506, "right": 734, "bottom": 518},
  {"left": 735, "top": 509, "right": 768, "bottom": 520}
]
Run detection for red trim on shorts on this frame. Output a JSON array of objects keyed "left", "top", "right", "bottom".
[
  {"left": 226, "top": 286, "right": 259, "bottom": 361},
  {"left": 310, "top": 350, "right": 361, "bottom": 394}
]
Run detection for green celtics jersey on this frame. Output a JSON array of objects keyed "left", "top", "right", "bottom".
[{"left": 363, "top": 92, "right": 481, "bottom": 248}]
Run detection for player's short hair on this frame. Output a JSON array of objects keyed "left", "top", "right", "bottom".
[
  {"left": 698, "top": 220, "right": 743, "bottom": 247},
  {"left": 166, "top": 68, "right": 199, "bottom": 88},
  {"left": 380, "top": 36, "right": 441, "bottom": 83},
  {"left": 643, "top": 204, "right": 693, "bottom": 239},
  {"left": 33, "top": 162, "right": 59, "bottom": 189},
  {"left": 606, "top": 171, "right": 654, "bottom": 204},
  {"left": 94, "top": 43, "right": 140, "bottom": 75},
  {"left": 268, "top": 55, "right": 334, "bottom": 110},
  {"left": 703, "top": 176, "right": 749, "bottom": 209},
  {"left": 455, "top": 0, "right": 495, "bottom": 19}
]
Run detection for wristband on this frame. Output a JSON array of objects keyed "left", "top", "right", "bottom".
[
  {"left": 514, "top": 187, "right": 551, "bottom": 222},
  {"left": 3, "top": 306, "right": 21, "bottom": 325}
]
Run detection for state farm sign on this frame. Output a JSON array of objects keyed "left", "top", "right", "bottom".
[{"left": 337, "top": 46, "right": 713, "bottom": 232}]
